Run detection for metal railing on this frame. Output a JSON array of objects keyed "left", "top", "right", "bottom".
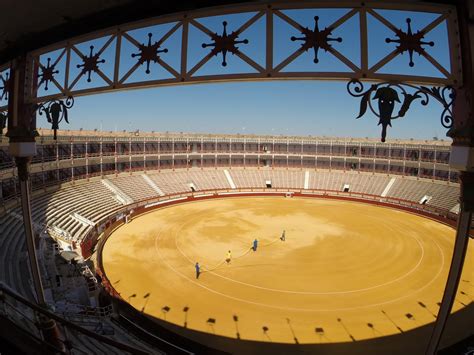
[{"left": 0, "top": 282, "right": 149, "bottom": 354}]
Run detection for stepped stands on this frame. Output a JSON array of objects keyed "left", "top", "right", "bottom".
[
  {"left": 309, "top": 171, "right": 344, "bottom": 191},
  {"left": 40, "top": 181, "right": 121, "bottom": 244},
  {"left": 0, "top": 212, "right": 35, "bottom": 301},
  {"left": 146, "top": 169, "right": 226, "bottom": 195},
  {"left": 107, "top": 170, "right": 231, "bottom": 201},
  {"left": 308, "top": 171, "right": 392, "bottom": 196},
  {"left": 387, "top": 177, "right": 459, "bottom": 211},
  {"left": 185, "top": 169, "right": 231, "bottom": 191},
  {"left": 0, "top": 179, "right": 122, "bottom": 300},
  {"left": 0, "top": 282, "right": 157, "bottom": 355},
  {"left": 101, "top": 179, "right": 133, "bottom": 205},
  {"left": 230, "top": 169, "right": 266, "bottom": 188},
  {"left": 106, "top": 174, "right": 159, "bottom": 202},
  {"left": 269, "top": 169, "right": 305, "bottom": 189},
  {"left": 147, "top": 170, "right": 193, "bottom": 195},
  {"left": 229, "top": 169, "right": 304, "bottom": 189},
  {"left": 4, "top": 167, "right": 459, "bottom": 302},
  {"left": 141, "top": 174, "right": 165, "bottom": 196},
  {"left": 62, "top": 316, "right": 157, "bottom": 355},
  {"left": 0, "top": 167, "right": 462, "bottom": 354},
  {"left": 107, "top": 169, "right": 459, "bottom": 211}
]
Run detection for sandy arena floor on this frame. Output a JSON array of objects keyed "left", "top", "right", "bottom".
[{"left": 101, "top": 196, "right": 474, "bottom": 347}]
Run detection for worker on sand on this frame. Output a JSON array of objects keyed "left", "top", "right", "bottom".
[
  {"left": 252, "top": 238, "right": 258, "bottom": 251},
  {"left": 195, "top": 262, "right": 201, "bottom": 279}
]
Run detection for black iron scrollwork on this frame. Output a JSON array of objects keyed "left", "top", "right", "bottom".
[
  {"left": 347, "top": 79, "right": 454, "bottom": 142},
  {"left": 291, "top": 16, "right": 342, "bottom": 64},
  {"left": 37, "top": 97, "right": 74, "bottom": 139},
  {"left": 0, "top": 111, "right": 7, "bottom": 135},
  {"left": 419, "top": 86, "right": 454, "bottom": 129},
  {"left": 202, "top": 21, "right": 249, "bottom": 67},
  {"left": 131, "top": 33, "right": 168, "bottom": 74}
]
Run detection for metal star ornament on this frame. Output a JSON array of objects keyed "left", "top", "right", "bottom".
[
  {"left": 38, "top": 58, "right": 59, "bottom": 90},
  {"left": 76, "top": 45, "right": 106, "bottom": 82},
  {"left": 131, "top": 33, "right": 169, "bottom": 74},
  {"left": 385, "top": 18, "right": 434, "bottom": 67},
  {"left": 202, "top": 21, "right": 249, "bottom": 67},
  {"left": 291, "top": 16, "right": 342, "bottom": 63}
]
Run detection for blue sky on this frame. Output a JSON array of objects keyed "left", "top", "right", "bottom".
[
  {"left": 31, "top": 8, "right": 452, "bottom": 140},
  {"left": 60, "top": 81, "right": 449, "bottom": 140}
]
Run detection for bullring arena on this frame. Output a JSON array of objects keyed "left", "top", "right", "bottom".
[
  {"left": 1, "top": 130, "right": 473, "bottom": 354},
  {"left": 2, "top": 1, "right": 474, "bottom": 353},
  {"left": 102, "top": 195, "right": 473, "bottom": 353}
]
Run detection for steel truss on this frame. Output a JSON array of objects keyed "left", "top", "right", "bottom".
[{"left": 0, "top": 1, "right": 461, "bottom": 112}]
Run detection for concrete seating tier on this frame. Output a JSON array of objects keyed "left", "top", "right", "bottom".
[
  {"left": 0, "top": 168, "right": 460, "bottom": 305},
  {"left": 387, "top": 177, "right": 459, "bottom": 211}
]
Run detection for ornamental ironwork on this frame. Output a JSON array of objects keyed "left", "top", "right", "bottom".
[
  {"left": 385, "top": 18, "right": 434, "bottom": 67},
  {"left": 38, "top": 57, "right": 59, "bottom": 91},
  {"left": 37, "top": 97, "right": 74, "bottom": 139},
  {"left": 76, "top": 45, "right": 106, "bottom": 82},
  {"left": 290, "top": 16, "right": 342, "bottom": 64},
  {"left": 131, "top": 33, "right": 169, "bottom": 74},
  {"left": 201, "top": 21, "right": 249, "bottom": 67},
  {"left": 0, "top": 72, "right": 10, "bottom": 101},
  {"left": 0, "top": 111, "right": 6, "bottom": 135},
  {"left": 347, "top": 79, "right": 454, "bottom": 142},
  {"left": 0, "top": 2, "right": 458, "bottom": 109}
]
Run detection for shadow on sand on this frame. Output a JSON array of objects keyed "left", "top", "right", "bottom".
[{"left": 109, "top": 295, "right": 474, "bottom": 355}]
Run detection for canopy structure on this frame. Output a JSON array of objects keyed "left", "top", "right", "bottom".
[
  {"left": 0, "top": 1, "right": 464, "bottom": 105},
  {"left": 0, "top": 0, "right": 249, "bottom": 64}
]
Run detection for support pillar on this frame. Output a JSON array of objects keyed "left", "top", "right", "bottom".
[
  {"left": 426, "top": 172, "right": 474, "bottom": 355},
  {"left": 426, "top": 1, "right": 474, "bottom": 353},
  {"left": 425, "top": 173, "right": 473, "bottom": 355},
  {"left": 6, "top": 56, "right": 66, "bottom": 353},
  {"left": 16, "top": 157, "right": 44, "bottom": 304}
]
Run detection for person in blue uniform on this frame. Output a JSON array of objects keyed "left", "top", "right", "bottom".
[
  {"left": 195, "top": 262, "right": 201, "bottom": 279},
  {"left": 252, "top": 238, "right": 258, "bottom": 251}
]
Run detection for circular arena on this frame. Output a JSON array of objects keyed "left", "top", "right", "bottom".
[
  {"left": 102, "top": 195, "right": 473, "bottom": 352},
  {"left": 1, "top": 131, "right": 473, "bottom": 354},
  {"left": 1, "top": 1, "right": 473, "bottom": 354},
  {"left": 1, "top": 131, "right": 474, "bottom": 354}
]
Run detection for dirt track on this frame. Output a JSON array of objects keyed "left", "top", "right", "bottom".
[{"left": 102, "top": 196, "right": 474, "bottom": 350}]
